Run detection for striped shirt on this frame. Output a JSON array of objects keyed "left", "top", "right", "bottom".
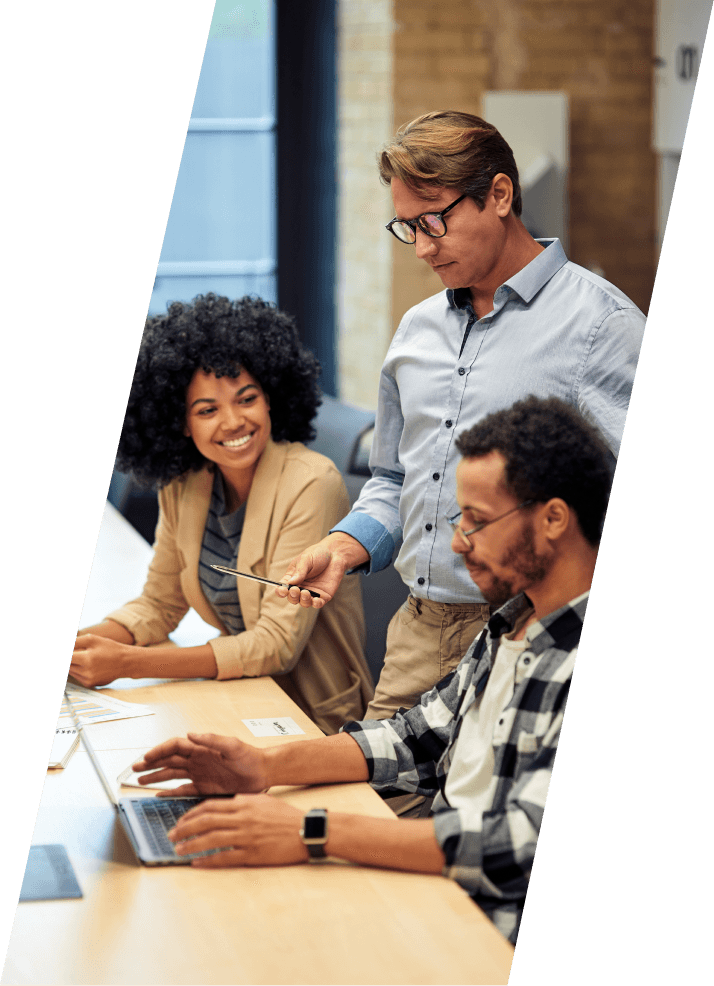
[
  {"left": 198, "top": 472, "right": 246, "bottom": 635},
  {"left": 342, "top": 590, "right": 587, "bottom": 943}
]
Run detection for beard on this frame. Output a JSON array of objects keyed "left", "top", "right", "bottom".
[{"left": 470, "top": 523, "right": 551, "bottom": 608}]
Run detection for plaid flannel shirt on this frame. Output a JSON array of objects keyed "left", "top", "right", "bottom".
[{"left": 342, "top": 591, "right": 587, "bottom": 943}]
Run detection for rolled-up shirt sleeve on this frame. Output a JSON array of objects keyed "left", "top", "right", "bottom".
[
  {"left": 331, "top": 475, "right": 402, "bottom": 573},
  {"left": 342, "top": 657, "right": 469, "bottom": 792}
]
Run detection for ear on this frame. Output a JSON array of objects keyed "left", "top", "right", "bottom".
[
  {"left": 539, "top": 498, "right": 570, "bottom": 542},
  {"left": 490, "top": 173, "right": 513, "bottom": 218}
]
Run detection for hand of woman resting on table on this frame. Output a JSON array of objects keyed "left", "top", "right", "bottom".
[
  {"left": 71, "top": 632, "right": 136, "bottom": 687},
  {"left": 167, "top": 794, "right": 308, "bottom": 867},
  {"left": 133, "top": 732, "right": 269, "bottom": 797},
  {"left": 72, "top": 622, "right": 218, "bottom": 687}
]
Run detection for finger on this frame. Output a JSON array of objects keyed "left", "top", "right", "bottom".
[
  {"left": 173, "top": 825, "right": 247, "bottom": 853},
  {"left": 172, "top": 799, "right": 248, "bottom": 831},
  {"left": 135, "top": 766, "right": 190, "bottom": 785},
  {"left": 157, "top": 783, "right": 199, "bottom": 797},
  {"left": 138, "top": 737, "right": 197, "bottom": 766},
  {"left": 133, "top": 751, "right": 195, "bottom": 772},
  {"left": 185, "top": 732, "right": 242, "bottom": 756},
  {"left": 298, "top": 588, "right": 324, "bottom": 609},
  {"left": 285, "top": 585, "right": 303, "bottom": 606},
  {"left": 171, "top": 807, "right": 250, "bottom": 840},
  {"left": 191, "top": 849, "right": 249, "bottom": 868}
]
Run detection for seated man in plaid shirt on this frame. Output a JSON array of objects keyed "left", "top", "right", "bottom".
[{"left": 133, "top": 395, "right": 612, "bottom": 944}]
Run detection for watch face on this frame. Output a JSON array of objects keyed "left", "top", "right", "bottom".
[{"left": 303, "top": 814, "right": 327, "bottom": 839}]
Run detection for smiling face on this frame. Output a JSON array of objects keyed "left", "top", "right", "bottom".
[
  {"left": 184, "top": 368, "right": 271, "bottom": 498},
  {"left": 390, "top": 177, "right": 511, "bottom": 299},
  {"left": 452, "top": 451, "right": 551, "bottom": 608}
]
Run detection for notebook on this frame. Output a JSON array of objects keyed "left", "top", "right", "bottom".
[
  {"left": 64, "top": 690, "right": 226, "bottom": 867},
  {"left": 48, "top": 726, "right": 81, "bottom": 768}
]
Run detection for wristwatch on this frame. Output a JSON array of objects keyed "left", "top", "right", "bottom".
[{"left": 300, "top": 808, "right": 329, "bottom": 859}]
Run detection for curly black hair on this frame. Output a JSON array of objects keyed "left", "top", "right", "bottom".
[
  {"left": 455, "top": 396, "right": 613, "bottom": 546},
  {"left": 116, "top": 294, "right": 321, "bottom": 487}
]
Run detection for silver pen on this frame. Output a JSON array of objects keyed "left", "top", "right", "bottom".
[{"left": 210, "top": 564, "right": 321, "bottom": 598}]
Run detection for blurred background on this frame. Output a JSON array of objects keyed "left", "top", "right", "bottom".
[{"left": 147, "top": 0, "right": 712, "bottom": 414}]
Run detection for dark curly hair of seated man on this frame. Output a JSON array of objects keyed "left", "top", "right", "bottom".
[
  {"left": 116, "top": 293, "right": 321, "bottom": 487},
  {"left": 455, "top": 395, "right": 613, "bottom": 547}
]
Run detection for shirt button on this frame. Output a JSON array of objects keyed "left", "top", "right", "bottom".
[
  {"left": 425, "top": 523, "right": 432, "bottom": 531},
  {"left": 445, "top": 419, "right": 453, "bottom": 428},
  {"left": 458, "top": 367, "right": 465, "bottom": 376},
  {"left": 523, "top": 657, "right": 531, "bottom": 664},
  {"left": 417, "top": 577, "right": 425, "bottom": 585},
  {"left": 498, "top": 718, "right": 504, "bottom": 725},
  {"left": 433, "top": 472, "right": 440, "bottom": 481}
]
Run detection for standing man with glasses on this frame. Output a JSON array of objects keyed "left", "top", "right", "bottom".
[{"left": 278, "top": 110, "right": 645, "bottom": 719}]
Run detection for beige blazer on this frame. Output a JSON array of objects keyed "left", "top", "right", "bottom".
[{"left": 108, "top": 439, "right": 373, "bottom": 734}]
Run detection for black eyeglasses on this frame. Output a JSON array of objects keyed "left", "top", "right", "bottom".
[
  {"left": 447, "top": 500, "right": 535, "bottom": 548},
  {"left": 385, "top": 193, "right": 468, "bottom": 244}
]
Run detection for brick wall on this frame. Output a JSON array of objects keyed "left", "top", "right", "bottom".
[
  {"left": 337, "top": 0, "right": 394, "bottom": 410},
  {"left": 391, "top": 0, "right": 657, "bottom": 322}
]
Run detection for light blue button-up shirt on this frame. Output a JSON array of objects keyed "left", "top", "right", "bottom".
[{"left": 333, "top": 239, "right": 645, "bottom": 604}]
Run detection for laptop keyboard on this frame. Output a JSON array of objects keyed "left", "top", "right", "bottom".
[{"left": 132, "top": 798, "right": 220, "bottom": 860}]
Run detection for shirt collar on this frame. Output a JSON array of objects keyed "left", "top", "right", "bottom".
[
  {"left": 488, "top": 589, "right": 589, "bottom": 656},
  {"left": 447, "top": 237, "right": 569, "bottom": 311}
]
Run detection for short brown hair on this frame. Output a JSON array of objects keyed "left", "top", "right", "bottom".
[{"left": 378, "top": 110, "right": 522, "bottom": 217}]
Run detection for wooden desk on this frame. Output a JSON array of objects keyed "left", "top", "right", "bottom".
[{"left": 3, "top": 501, "right": 513, "bottom": 984}]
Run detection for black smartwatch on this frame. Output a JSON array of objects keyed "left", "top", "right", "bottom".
[{"left": 300, "top": 808, "right": 329, "bottom": 859}]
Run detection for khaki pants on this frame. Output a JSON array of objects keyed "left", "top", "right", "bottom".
[{"left": 364, "top": 595, "right": 491, "bottom": 720}]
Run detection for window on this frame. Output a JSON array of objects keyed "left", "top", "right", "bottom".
[{"left": 150, "top": 0, "right": 277, "bottom": 314}]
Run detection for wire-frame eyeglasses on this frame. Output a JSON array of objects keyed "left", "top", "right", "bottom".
[{"left": 447, "top": 499, "right": 535, "bottom": 548}]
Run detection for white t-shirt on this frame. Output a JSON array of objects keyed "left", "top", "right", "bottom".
[{"left": 445, "top": 627, "right": 535, "bottom": 812}]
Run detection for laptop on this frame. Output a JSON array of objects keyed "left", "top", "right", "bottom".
[{"left": 65, "top": 690, "right": 226, "bottom": 866}]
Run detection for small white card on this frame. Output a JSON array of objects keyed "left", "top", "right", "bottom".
[{"left": 242, "top": 717, "right": 304, "bottom": 737}]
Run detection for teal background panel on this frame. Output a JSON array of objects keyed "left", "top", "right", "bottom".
[
  {"left": 0, "top": 0, "right": 213, "bottom": 958},
  {"left": 510, "top": 15, "right": 714, "bottom": 986}
]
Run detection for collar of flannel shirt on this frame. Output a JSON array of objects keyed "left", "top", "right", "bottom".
[{"left": 487, "top": 591, "right": 589, "bottom": 657}]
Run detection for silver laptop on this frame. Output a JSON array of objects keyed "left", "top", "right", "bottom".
[{"left": 65, "top": 690, "right": 226, "bottom": 866}]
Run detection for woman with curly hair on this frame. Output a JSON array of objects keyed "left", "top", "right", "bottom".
[{"left": 72, "top": 294, "right": 372, "bottom": 734}]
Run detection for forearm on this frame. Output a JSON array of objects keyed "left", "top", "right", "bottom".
[
  {"left": 78, "top": 619, "right": 134, "bottom": 644},
  {"left": 125, "top": 643, "right": 218, "bottom": 679},
  {"left": 325, "top": 814, "right": 445, "bottom": 874},
  {"left": 263, "top": 732, "right": 369, "bottom": 787}
]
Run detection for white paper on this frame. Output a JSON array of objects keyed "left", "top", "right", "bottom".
[
  {"left": 60, "top": 683, "right": 154, "bottom": 726},
  {"left": 241, "top": 717, "right": 304, "bottom": 737}
]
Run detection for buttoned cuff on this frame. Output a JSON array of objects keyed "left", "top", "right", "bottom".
[{"left": 330, "top": 512, "right": 395, "bottom": 574}]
